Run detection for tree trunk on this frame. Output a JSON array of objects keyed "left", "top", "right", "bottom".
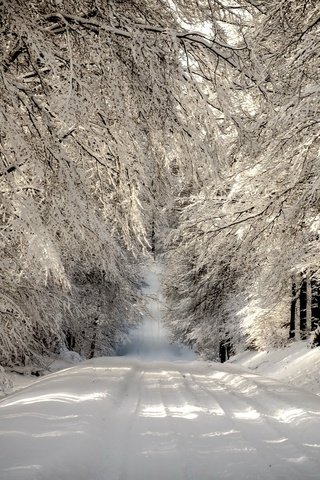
[
  {"left": 300, "top": 275, "right": 307, "bottom": 339},
  {"left": 289, "top": 280, "right": 296, "bottom": 339},
  {"left": 89, "top": 318, "right": 99, "bottom": 359},
  {"left": 65, "top": 330, "right": 76, "bottom": 350},
  {"left": 151, "top": 217, "right": 156, "bottom": 258},
  {"left": 311, "top": 279, "right": 320, "bottom": 330},
  {"left": 219, "top": 339, "right": 231, "bottom": 363},
  {"left": 307, "top": 277, "right": 312, "bottom": 331}
]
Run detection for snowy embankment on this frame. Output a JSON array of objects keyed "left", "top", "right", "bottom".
[
  {"left": 228, "top": 341, "right": 320, "bottom": 396},
  {"left": 0, "top": 350, "right": 83, "bottom": 399}
]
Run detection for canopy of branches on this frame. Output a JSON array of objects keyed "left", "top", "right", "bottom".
[{"left": 0, "top": 0, "right": 319, "bottom": 364}]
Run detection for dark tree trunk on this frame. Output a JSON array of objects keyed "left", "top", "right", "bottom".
[
  {"left": 300, "top": 275, "right": 307, "bottom": 339},
  {"left": 289, "top": 280, "right": 296, "bottom": 339},
  {"left": 65, "top": 330, "right": 76, "bottom": 350},
  {"left": 311, "top": 279, "right": 320, "bottom": 330},
  {"left": 89, "top": 318, "right": 99, "bottom": 359},
  {"left": 219, "top": 339, "right": 231, "bottom": 363},
  {"left": 151, "top": 218, "right": 155, "bottom": 258}
]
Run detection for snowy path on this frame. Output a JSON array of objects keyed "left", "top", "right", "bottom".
[
  {"left": 1, "top": 357, "right": 320, "bottom": 479},
  {"left": 1, "top": 264, "right": 320, "bottom": 479}
]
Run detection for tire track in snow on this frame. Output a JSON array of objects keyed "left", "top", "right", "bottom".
[
  {"left": 191, "top": 371, "right": 319, "bottom": 479},
  {"left": 101, "top": 366, "right": 143, "bottom": 480},
  {"left": 208, "top": 370, "right": 320, "bottom": 469},
  {"left": 158, "top": 368, "right": 268, "bottom": 480},
  {"left": 119, "top": 369, "right": 144, "bottom": 480},
  {"left": 159, "top": 370, "right": 201, "bottom": 480},
  {"left": 184, "top": 372, "right": 279, "bottom": 480},
  {"left": 118, "top": 367, "right": 186, "bottom": 480}
]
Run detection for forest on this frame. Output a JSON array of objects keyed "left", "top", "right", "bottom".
[{"left": 0, "top": 0, "right": 319, "bottom": 371}]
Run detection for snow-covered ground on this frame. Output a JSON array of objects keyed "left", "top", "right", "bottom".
[
  {"left": 0, "top": 352, "right": 83, "bottom": 400},
  {"left": 1, "top": 357, "right": 320, "bottom": 479},
  {"left": 1, "top": 263, "right": 320, "bottom": 479},
  {"left": 228, "top": 341, "right": 320, "bottom": 396}
]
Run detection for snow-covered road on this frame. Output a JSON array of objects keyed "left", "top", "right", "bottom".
[{"left": 1, "top": 357, "right": 320, "bottom": 479}]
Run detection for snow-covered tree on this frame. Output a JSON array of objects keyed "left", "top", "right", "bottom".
[
  {"left": 1, "top": 0, "right": 318, "bottom": 365},
  {"left": 0, "top": 0, "right": 260, "bottom": 365},
  {"left": 163, "top": 0, "right": 320, "bottom": 358}
]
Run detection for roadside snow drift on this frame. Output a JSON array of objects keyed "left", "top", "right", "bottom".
[{"left": 228, "top": 341, "right": 320, "bottom": 396}]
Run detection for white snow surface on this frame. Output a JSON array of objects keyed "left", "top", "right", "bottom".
[
  {"left": 1, "top": 358, "right": 320, "bottom": 479},
  {"left": 1, "top": 264, "right": 320, "bottom": 479},
  {"left": 228, "top": 341, "right": 320, "bottom": 396}
]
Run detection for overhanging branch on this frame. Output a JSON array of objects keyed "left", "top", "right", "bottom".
[{"left": 44, "top": 13, "right": 248, "bottom": 76}]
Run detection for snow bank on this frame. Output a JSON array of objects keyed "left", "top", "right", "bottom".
[
  {"left": 228, "top": 341, "right": 320, "bottom": 395},
  {"left": 1, "top": 350, "right": 83, "bottom": 399},
  {"left": 56, "top": 346, "right": 83, "bottom": 365}
]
